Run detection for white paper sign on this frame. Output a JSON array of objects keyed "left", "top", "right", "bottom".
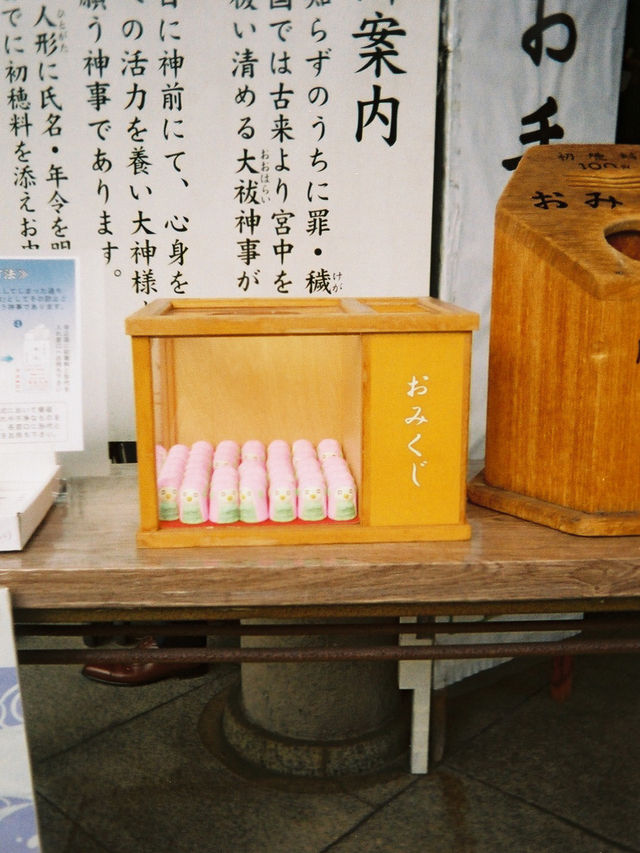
[{"left": 0, "top": 1, "right": 440, "bottom": 440}]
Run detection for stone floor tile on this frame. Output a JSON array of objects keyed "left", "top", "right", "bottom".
[
  {"left": 34, "top": 688, "right": 374, "bottom": 853},
  {"left": 445, "top": 654, "right": 640, "bottom": 850},
  {"left": 17, "top": 635, "right": 640, "bottom": 853},
  {"left": 326, "top": 768, "right": 630, "bottom": 853},
  {"left": 18, "top": 636, "right": 237, "bottom": 761},
  {"left": 337, "top": 771, "right": 417, "bottom": 809},
  {"left": 36, "top": 796, "right": 115, "bottom": 853},
  {"left": 441, "top": 657, "right": 551, "bottom": 754}
]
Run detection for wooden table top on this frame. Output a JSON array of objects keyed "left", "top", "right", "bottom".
[{"left": 2, "top": 465, "right": 640, "bottom": 617}]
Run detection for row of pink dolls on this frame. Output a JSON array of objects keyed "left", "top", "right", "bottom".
[{"left": 156, "top": 438, "right": 357, "bottom": 525}]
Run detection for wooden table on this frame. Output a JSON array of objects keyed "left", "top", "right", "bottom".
[
  {"left": 1, "top": 463, "right": 639, "bottom": 662},
  {"left": 4, "top": 465, "right": 640, "bottom": 774},
  {"left": 3, "top": 465, "right": 640, "bottom": 618}
]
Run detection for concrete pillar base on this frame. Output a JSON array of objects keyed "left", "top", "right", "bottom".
[
  {"left": 204, "top": 619, "right": 410, "bottom": 778},
  {"left": 220, "top": 683, "right": 409, "bottom": 778}
]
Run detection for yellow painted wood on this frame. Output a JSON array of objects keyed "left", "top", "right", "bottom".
[
  {"left": 136, "top": 521, "right": 471, "bottom": 548},
  {"left": 339, "top": 298, "right": 376, "bottom": 314},
  {"left": 151, "top": 338, "right": 178, "bottom": 449},
  {"left": 476, "top": 144, "right": 640, "bottom": 533},
  {"left": 130, "top": 337, "right": 158, "bottom": 533},
  {"left": 127, "top": 297, "right": 478, "bottom": 546},
  {"left": 363, "top": 333, "right": 470, "bottom": 528}
]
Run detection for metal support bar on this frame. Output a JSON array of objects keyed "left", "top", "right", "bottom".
[
  {"left": 16, "top": 635, "right": 640, "bottom": 666},
  {"left": 13, "top": 613, "right": 640, "bottom": 640}
]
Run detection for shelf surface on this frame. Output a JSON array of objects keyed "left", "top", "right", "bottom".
[{"left": 2, "top": 465, "right": 640, "bottom": 617}]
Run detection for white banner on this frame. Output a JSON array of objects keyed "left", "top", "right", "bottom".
[{"left": 438, "top": 0, "right": 627, "bottom": 457}]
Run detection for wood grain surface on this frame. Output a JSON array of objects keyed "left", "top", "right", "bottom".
[
  {"left": 484, "top": 144, "right": 640, "bottom": 525},
  {"left": 2, "top": 466, "right": 640, "bottom": 616},
  {"left": 125, "top": 297, "right": 479, "bottom": 336}
]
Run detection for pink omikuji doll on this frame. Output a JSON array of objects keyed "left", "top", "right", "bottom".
[
  {"left": 241, "top": 439, "right": 266, "bottom": 463},
  {"left": 292, "top": 438, "right": 315, "bottom": 463},
  {"left": 326, "top": 474, "right": 357, "bottom": 521},
  {"left": 185, "top": 442, "right": 212, "bottom": 474},
  {"left": 209, "top": 468, "right": 240, "bottom": 524},
  {"left": 238, "top": 459, "right": 267, "bottom": 482},
  {"left": 297, "top": 472, "right": 327, "bottom": 521},
  {"left": 191, "top": 439, "right": 214, "bottom": 456},
  {"left": 239, "top": 473, "right": 269, "bottom": 523},
  {"left": 268, "top": 438, "right": 290, "bottom": 457},
  {"left": 157, "top": 479, "right": 180, "bottom": 521},
  {"left": 164, "top": 443, "right": 190, "bottom": 465},
  {"left": 156, "top": 444, "right": 188, "bottom": 520},
  {"left": 213, "top": 440, "right": 240, "bottom": 469},
  {"left": 179, "top": 476, "right": 209, "bottom": 524},
  {"left": 317, "top": 438, "right": 342, "bottom": 461},
  {"left": 268, "top": 468, "right": 296, "bottom": 522}
]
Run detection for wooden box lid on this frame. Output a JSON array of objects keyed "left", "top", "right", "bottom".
[
  {"left": 496, "top": 144, "right": 640, "bottom": 301},
  {"left": 125, "top": 297, "right": 479, "bottom": 337}
]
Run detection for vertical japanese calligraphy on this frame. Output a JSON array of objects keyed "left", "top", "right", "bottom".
[
  {"left": 227, "top": 0, "right": 430, "bottom": 298},
  {"left": 4, "top": 5, "right": 70, "bottom": 252},
  {"left": 1, "top": 1, "right": 436, "bottom": 299},
  {"left": 502, "top": 0, "right": 577, "bottom": 171},
  {"left": 405, "top": 373, "right": 429, "bottom": 488},
  {"left": 83, "top": 2, "right": 191, "bottom": 297},
  {"left": 1, "top": 1, "right": 438, "bottom": 440},
  {"left": 353, "top": 7, "right": 406, "bottom": 148}
]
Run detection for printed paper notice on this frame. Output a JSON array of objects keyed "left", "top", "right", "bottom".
[{"left": 0, "top": 257, "right": 82, "bottom": 451}]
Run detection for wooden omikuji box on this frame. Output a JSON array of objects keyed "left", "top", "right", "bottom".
[
  {"left": 126, "top": 298, "right": 478, "bottom": 547},
  {"left": 468, "top": 144, "right": 640, "bottom": 535}
]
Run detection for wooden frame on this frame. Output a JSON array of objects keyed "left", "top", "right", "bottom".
[{"left": 126, "top": 298, "right": 479, "bottom": 547}]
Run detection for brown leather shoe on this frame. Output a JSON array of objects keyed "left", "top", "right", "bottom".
[{"left": 81, "top": 637, "right": 208, "bottom": 686}]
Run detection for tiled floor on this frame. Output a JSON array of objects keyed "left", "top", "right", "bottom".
[{"left": 16, "top": 638, "right": 640, "bottom": 853}]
